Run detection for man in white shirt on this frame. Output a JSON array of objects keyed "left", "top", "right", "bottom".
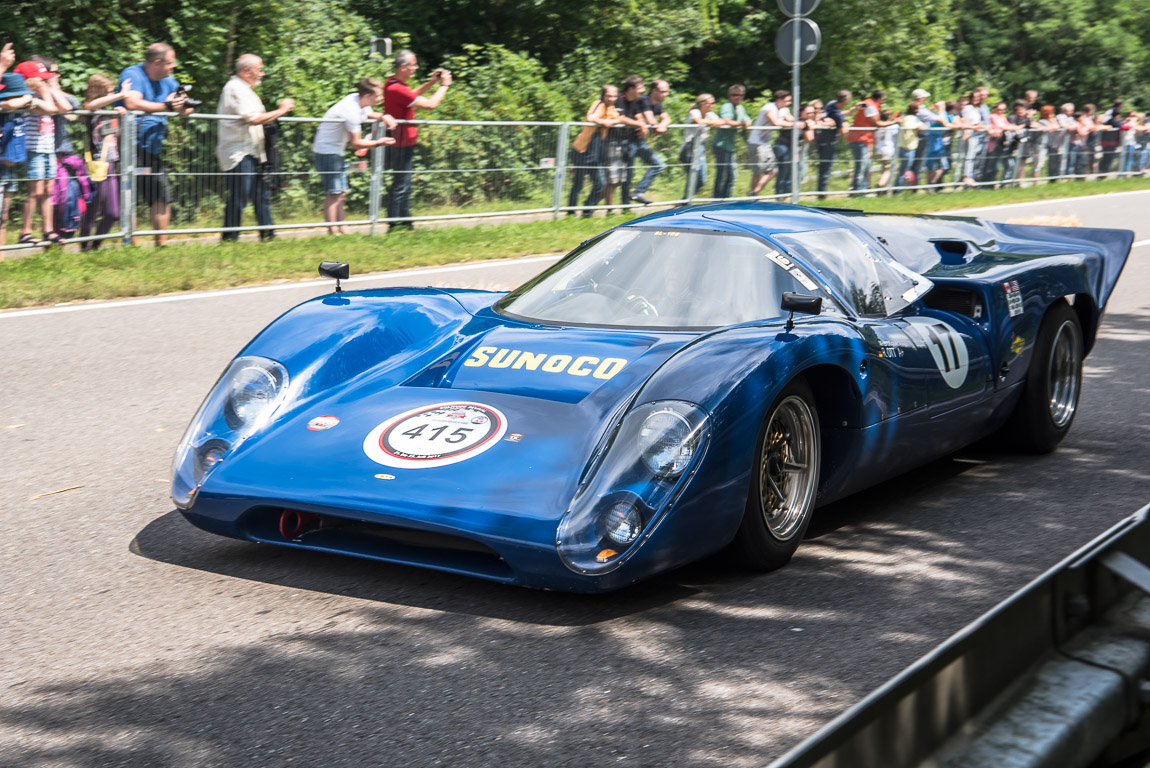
[
  {"left": 217, "top": 54, "right": 295, "bottom": 241},
  {"left": 312, "top": 78, "right": 397, "bottom": 235}
]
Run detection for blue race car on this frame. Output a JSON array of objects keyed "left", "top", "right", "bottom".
[{"left": 171, "top": 203, "right": 1132, "bottom": 592}]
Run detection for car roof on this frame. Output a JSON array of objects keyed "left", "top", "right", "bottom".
[{"left": 622, "top": 201, "right": 855, "bottom": 236}]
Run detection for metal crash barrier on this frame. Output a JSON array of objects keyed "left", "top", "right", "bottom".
[
  {"left": 1, "top": 109, "right": 1144, "bottom": 252},
  {"left": 769, "top": 503, "right": 1150, "bottom": 768}
]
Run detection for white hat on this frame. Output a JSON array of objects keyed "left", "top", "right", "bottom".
[{"left": 911, "top": 88, "right": 931, "bottom": 100}]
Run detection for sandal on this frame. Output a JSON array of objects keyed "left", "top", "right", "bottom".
[
  {"left": 43, "top": 232, "right": 65, "bottom": 245},
  {"left": 17, "top": 233, "right": 40, "bottom": 245}
]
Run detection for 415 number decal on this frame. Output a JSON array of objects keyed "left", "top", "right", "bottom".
[{"left": 363, "top": 402, "right": 508, "bottom": 468}]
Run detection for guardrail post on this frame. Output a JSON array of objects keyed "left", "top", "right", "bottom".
[
  {"left": 120, "top": 112, "right": 136, "bottom": 245},
  {"left": 369, "top": 119, "right": 384, "bottom": 236},
  {"left": 552, "top": 123, "right": 570, "bottom": 220}
]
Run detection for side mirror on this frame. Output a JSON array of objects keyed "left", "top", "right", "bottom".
[
  {"left": 780, "top": 292, "right": 822, "bottom": 331},
  {"left": 319, "top": 261, "right": 350, "bottom": 293}
]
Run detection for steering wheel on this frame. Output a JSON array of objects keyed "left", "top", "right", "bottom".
[{"left": 596, "top": 285, "right": 658, "bottom": 316}]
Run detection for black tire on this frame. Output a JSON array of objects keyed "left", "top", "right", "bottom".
[
  {"left": 1004, "top": 301, "right": 1083, "bottom": 453},
  {"left": 731, "top": 378, "right": 821, "bottom": 571}
]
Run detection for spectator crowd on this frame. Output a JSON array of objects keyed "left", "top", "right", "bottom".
[{"left": 2, "top": 37, "right": 1150, "bottom": 247}]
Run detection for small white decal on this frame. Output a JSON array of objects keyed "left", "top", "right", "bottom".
[{"left": 1003, "top": 280, "right": 1024, "bottom": 317}]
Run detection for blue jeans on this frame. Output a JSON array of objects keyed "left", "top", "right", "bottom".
[
  {"left": 963, "top": 133, "right": 986, "bottom": 181},
  {"left": 683, "top": 152, "right": 707, "bottom": 200},
  {"left": 1067, "top": 144, "right": 1085, "bottom": 177},
  {"left": 567, "top": 146, "right": 604, "bottom": 215},
  {"left": 895, "top": 146, "right": 916, "bottom": 191},
  {"left": 624, "top": 140, "right": 666, "bottom": 197},
  {"left": 386, "top": 144, "right": 416, "bottom": 222},
  {"left": 1120, "top": 145, "right": 1140, "bottom": 175},
  {"left": 223, "top": 155, "right": 272, "bottom": 241},
  {"left": 712, "top": 146, "right": 735, "bottom": 198},
  {"left": 849, "top": 143, "right": 871, "bottom": 192},
  {"left": 773, "top": 142, "right": 793, "bottom": 195}
]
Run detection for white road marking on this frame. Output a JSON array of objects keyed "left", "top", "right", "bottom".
[
  {"left": 0, "top": 254, "right": 561, "bottom": 319},
  {"left": 932, "top": 188, "right": 1150, "bottom": 215}
]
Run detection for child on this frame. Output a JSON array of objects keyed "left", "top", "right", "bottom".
[
  {"left": 80, "top": 74, "right": 125, "bottom": 249},
  {"left": 13, "top": 60, "right": 71, "bottom": 245}
]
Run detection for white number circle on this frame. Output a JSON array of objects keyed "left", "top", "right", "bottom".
[
  {"left": 904, "top": 317, "right": 970, "bottom": 389},
  {"left": 363, "top": 402, "right": 508, "bottom": 468}
]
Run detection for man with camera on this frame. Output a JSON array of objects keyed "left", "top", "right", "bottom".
[
  {"left": 383, "top": 50, "right": 452, "bottom": 230},
  {"left": 216, "top": 54, "right": 294, "bottom": 242},
  {"left": 119, "top": 43, "right": 195, "bottom": 246}
]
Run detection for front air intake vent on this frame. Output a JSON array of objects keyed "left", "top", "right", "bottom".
[{"left": 923, "top": 287, "right": 980, "bottom": 318}]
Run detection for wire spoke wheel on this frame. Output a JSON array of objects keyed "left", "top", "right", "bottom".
[
  {"left": 1047, "top": 319, "right": 1082, "bottom": 429},
  {"left": 758, "top": 395, "right": 819, "bottom": 541}
]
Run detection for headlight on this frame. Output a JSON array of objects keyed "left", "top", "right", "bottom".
[
  {"left": 171, "top": 356, "right": 289, "bottom": 509},
  {"left": 557, "top": 400, "right": 709, "bottom": 574},
  {"left": 224, "top": 365, "right": 285, "bottom": 429},
  {"left": 638, "top": 408, "right": 700, "bottom": 478}
]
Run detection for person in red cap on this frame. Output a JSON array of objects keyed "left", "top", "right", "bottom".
[{"left": 12, "top": 58, "right": 71, "bottom": 245}]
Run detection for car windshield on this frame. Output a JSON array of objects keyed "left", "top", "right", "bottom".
[
  {"left": 496, "top": 228, "right": 815, "bottom": 328},
  {"left": 771, "top": 228, "right": 930, "bottom": 317}
]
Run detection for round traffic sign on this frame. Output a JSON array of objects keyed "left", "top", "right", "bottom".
[
  {"left": 776, "top": 18, "right": 821, "bottom": 66},
  {"left": 777, "top": 0, "right": 820, "bottom": 17}
]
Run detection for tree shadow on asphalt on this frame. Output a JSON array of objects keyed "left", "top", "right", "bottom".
[
  {"left": 127, "top": 311, "right": 1150, "bottom": 629},
  {"left": 6, "top": 313, "right": 1142, "bottom": 767}
]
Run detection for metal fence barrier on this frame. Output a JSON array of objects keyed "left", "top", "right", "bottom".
[{"left": 1, "top": 110, "right": 1147, "bottom": 252}]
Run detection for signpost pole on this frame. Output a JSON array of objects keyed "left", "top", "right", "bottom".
[{"left": 791, "top": 1, "right": 801, "bottom": 204}]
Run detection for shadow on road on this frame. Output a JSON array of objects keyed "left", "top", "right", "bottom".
[{"left": 9, "top": 311, "right": 1141, "bottom": 767}]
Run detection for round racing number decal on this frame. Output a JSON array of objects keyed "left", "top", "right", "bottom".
[
  {"left": 362, "top": 402, "right": 508, "bottom": 468},
  {"left": 904, "top": 317, "right": 970, "bottom": 389}
]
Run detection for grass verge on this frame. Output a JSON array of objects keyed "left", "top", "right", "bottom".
[{"left": 2, "top": 176, "right": 1148, "bottom": 310}]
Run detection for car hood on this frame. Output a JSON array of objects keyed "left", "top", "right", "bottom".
[{"left": 202, "top": 320, "right": 695, "bottom": 531}]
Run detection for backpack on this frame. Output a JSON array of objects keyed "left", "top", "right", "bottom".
[
  {"left": 0, "top": 113, "right": 27, "bottom": 164},
  {"left": 53, "top": 154, "right": 92, "bottom": 235}
]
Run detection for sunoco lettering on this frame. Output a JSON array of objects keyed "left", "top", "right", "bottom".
[{"left": 463, "top": 347, "right": 627, "bottom": 380}]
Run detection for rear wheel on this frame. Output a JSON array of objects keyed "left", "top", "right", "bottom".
[
  {"left": 732, "top": 379, "right": 821, "bottom": 571},
  {"left": 1005, "top": 301, "right": 1083, "bottom": 453}
]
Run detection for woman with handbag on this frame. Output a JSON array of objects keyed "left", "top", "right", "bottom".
[{"left": 80, "top": 73, "right": 124, "bottom": 250}]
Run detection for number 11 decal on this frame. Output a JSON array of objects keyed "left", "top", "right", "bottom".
[{"left": 904, "top": 317, "right": 971, "bottom": 389}]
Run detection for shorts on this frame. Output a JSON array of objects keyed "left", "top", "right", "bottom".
[
  {"left": 136, "top": 149, "right": 171, "bottom": 205},
  {"left": 313, "top": 152, "right": 349, "bottom": 195},
  {"left": 748, "top": 143, "right": 776, "bottom": 174},
  {"left": 0, "top": 161, "right": 21, "bottom": 192},
  {"left": 26, "top": 152, "right": 57, "bottom": 180},
  {"left": 603, "top": 142, "right": 626, "bottom": 185}
]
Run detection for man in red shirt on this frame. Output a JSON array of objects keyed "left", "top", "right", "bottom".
[
  {"left": 847, "top": 89, "right": 885, "bottom": 194},
  {"left": 383, "top": 50, "right": 452, "bottom": 230}
]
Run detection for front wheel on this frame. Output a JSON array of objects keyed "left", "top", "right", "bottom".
[
  {"left": 732, "top": 379, "right": 821, "bottom": 571},
  {"left": 1004, "top": 301, "right": 1083, "bottom": 453}
]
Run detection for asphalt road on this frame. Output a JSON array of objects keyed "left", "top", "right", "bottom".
[{"left": 2, "top": 192, "right": 1148, "bottom": 767}]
